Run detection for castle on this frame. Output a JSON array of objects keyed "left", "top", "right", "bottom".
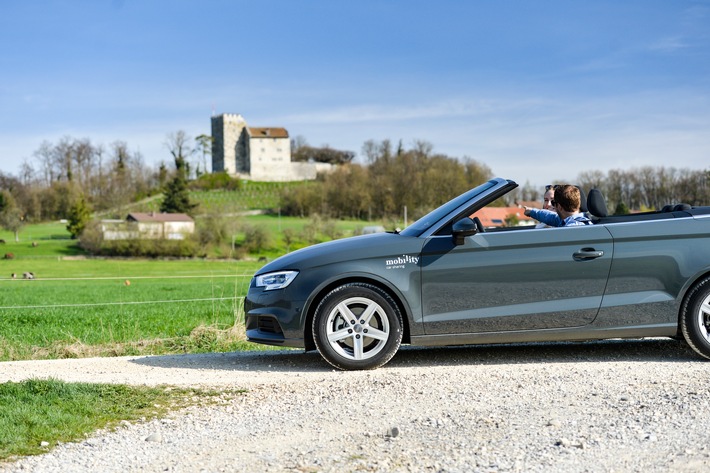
[{"left": 211, "top": 113, "right": 332, "bottom": 181}]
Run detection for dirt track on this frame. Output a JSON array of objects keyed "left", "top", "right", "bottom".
[{"left": 2, "top": 339, "right": 710, "bottom": 472}]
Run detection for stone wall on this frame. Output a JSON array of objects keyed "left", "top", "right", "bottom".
[{"left": 211, "top": 114, "right": 247, "bottom": 175}]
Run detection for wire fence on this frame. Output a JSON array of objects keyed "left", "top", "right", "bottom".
[{"left": 0, "top": 272, "right": 253, "bottom": 313}]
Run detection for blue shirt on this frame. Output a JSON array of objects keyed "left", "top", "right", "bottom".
[{"left": 528, "top": 209, "right": 591, "bottom": 227}]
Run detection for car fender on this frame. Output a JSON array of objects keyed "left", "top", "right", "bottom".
[{"left": 300, "top": 269, "right": 423, "bottom": 346}]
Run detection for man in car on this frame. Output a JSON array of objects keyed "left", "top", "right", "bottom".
[{"left": 522, "top": 184, "right": 591, "bottom": 227}]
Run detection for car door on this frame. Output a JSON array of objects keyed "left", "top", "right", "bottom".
[{"left": 420, "top": 225, "right": 614, "bottom": 334}]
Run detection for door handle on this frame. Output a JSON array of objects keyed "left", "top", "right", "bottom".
[{"left": 573, "top": 248, "right": 604, "bottom": 261}]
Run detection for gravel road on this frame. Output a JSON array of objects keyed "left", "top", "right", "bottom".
[{"left": 1, "top": 339, "right": 709, "bottom": 472}]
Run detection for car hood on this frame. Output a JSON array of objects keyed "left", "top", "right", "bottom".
[{"left": 256, "top": 232, "right": 423, "bottom": 275}]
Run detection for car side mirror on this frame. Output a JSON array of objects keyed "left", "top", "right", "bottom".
[{"left": 452, "top": 217, "right": 478, "bottom": 245}]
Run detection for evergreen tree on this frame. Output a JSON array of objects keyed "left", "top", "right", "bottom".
[
  {"left": 159, "top": 155, "right": 197, "bottom": 215},
  {"left": 66, "top": 193, "right": 92, "bottom": 239}
]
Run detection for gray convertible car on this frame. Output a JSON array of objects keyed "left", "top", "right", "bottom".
[{"left": 245, "top": 178, "right": 710, "bottom": 370}]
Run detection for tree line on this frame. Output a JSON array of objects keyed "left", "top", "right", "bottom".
[
  {"left": 1, "top": 132, "right": 708, "bottom": 244},
  {"left": 575, "top": 167, "right": 710, "bottom": 213},
  {"left": 279, "top": 139, "right": 493, "bottom": 222},
  {"left": 1, "top": 137, "right": 161, "bottom": 224},
  {"left": 0, "top": 132, "right": 210, "bottom": 241},
  {"left": 513, "top": 167, "right": 709, "bottom": 213}
]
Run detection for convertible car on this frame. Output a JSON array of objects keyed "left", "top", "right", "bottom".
[{"left": 245, "top": 178, "right": 710, "bottom": 370}]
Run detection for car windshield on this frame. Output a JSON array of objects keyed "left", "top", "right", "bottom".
[{"left": 399, "top": 180, "right": 498, "bottom": 237}]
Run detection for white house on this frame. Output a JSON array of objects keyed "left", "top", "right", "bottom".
[{"left": 102, "top": 213, "right": 195, "bottom": 240}]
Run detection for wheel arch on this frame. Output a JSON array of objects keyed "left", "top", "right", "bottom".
[
  {"left": 302, "top": 275, "right": 413, "bottom": 352},
  {"left": 678, "top": 271, "right": 710, "bottom": 335}
]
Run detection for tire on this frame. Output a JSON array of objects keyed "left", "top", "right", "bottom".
[
  {"left": 312, "top": 283, "right": 403, "bottom": 370},
  {"left": 680, "top": 276, "right": 710, "bottom": 360}
]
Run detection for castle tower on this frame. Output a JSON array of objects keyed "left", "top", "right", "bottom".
[{"left": 211, "top": 113, "right": 248, "bottom": 175}]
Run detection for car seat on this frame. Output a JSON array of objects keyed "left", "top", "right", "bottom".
[{"left": 587, "top": 189, "right": 608, "bottom": 219}]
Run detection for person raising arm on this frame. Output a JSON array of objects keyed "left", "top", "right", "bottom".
[{"left": 522, "top": 184, "right": 590, "bottom": 227}]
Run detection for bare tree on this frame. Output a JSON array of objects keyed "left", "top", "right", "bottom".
[
  {"left": 165, "top": 130, "right": 195, "bottom": 178},
  {"left": 195, "top": 134, "right": 213, "bottom": 175}
]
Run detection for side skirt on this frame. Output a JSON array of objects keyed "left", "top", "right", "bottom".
[{"left": 409, "top": 324, "right": 678, "bottom": 347}]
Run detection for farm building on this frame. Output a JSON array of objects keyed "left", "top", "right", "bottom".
[{"left": 101, "top": 213, "right": 195, "bottom": 240}]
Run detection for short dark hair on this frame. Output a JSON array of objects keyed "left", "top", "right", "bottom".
[{"left": 554, "top": 185, "right": 581, "bottom": 212}]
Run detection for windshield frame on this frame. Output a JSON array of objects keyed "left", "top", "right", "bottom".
[{"left": 399, "top": 178, "right": 513, "bottom": 238}]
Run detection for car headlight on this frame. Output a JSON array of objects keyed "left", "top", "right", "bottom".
[{"left": 254, "top": 270, "right": 299, "bottom": 291}]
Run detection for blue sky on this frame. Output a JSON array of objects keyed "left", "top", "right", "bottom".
[{"left": 1, "top": 0, "right": 709, "bottom": 188}]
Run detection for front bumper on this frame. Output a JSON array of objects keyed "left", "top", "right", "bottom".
[{"left": 244, "top": 287, "right": 307, "bottom": 348}]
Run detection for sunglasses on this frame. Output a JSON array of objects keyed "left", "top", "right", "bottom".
[{"left": 545, "top": 184, "right": 559, "bottom": 191}]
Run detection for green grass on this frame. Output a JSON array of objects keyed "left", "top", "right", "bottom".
[
  {"left": 0, "top": 222, "right": 84, "bottom": 258},
  {"left": 234, "top": 213, "right": 382, "bottom": 258},
  {"left": 192, "top": 180, "right": 304, "bottom": 213},
  {"left": 0, "top": 258, "right": 263, "bottom": 361},
  {"left": 0, "top": 184, "right": 376, "bottom": 462},
  {"left": 0, "top": 208, "right": 385, "bottom": 361},
  {"left": 0, "top": 378, "right": 241, "bottom": 460},
  {"left": 109, "top": 180, "right": 312, "bottom": 215}
]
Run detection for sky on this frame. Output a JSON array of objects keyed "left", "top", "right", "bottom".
[{"left": 1, "top": 0, "right": 709, "bottom": 188}]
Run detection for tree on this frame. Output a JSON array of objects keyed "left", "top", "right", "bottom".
[
  {"left": 504, "top": 213, "right": 520, "bottom": 227},
  {"left": 160, "top": 132, "right": 197, "bottom": 215},
  {"left": 195, "top": 134, "right": 213, "bottom": 176},
  {"left": 66, "top": 194, "right": 92, "bottom": 239},
  {"left": 292, "top": 145, "right": 355, "bottom": 164},
  {"left": 0, "top": 191, "right": 24, "bottom": 242},
  {"left": 165, "top": 130, "right": 195, "bottom": 178},
  {"left": 160, "top": 169, "right": 197, "bottom": 215}
]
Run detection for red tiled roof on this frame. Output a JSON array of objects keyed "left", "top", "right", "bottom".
[
  {"left": 471, "top": 207, "right": 535, "bottom": 227},
  {"left": 517, "top": 200, "right": 542, "bottom": 209},
  {"left": 248, "top": 127, "right": 289, "bottom": 138}
]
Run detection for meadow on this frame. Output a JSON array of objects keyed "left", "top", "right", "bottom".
[
  {"left": 0, "top": 192, "right": 385, "bottom": 361},
  {"left": 0, "top": 217, "right": 262, "bottom": 361},
  {"left": 0, "top": 251, "right": 263, "bottom": 361}
]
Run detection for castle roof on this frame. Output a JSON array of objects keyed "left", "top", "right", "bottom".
[{"left": 248, "top": 127, "right": 289, "bottom": 138}]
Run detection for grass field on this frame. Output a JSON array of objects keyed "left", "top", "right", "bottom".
[
  {"left": 1, "top": 221, "right": 264, "bottom": 361},
  {"left": 0, "top": 379, "right": 237, "bottom": 460},
  {"left": 0, "top": 185, "right": 391, "bottom": 458},
  {"left": 113, "top": 180, "right": 312, "bottom": 215},
  {"left": 0, "top": 182, "right": 388, "bottom": 362},
  {"left": 0, "top": 255, "right": 263, "bottom": 361},
  {"left": 0, "top": 221, "right": 383, "bottom": 361}
]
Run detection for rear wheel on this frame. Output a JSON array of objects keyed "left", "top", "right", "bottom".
[
  {"left": 313, "top": 283, "right": 403, "bottom": 370},
  {"left": 680, "top": 277, "right": 710, "bottom": 360}
]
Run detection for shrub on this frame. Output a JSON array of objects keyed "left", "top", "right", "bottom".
[
  {"left": 100, "top": 238, "right": 197, "bottom": 258},
  {"left": 189, "top": 172, "right": 241, "bottom": 191},
  {"left": 78, "top": 220, "right": 104, "bottom": 254},
  {"left": 241, "top": 224, "right": 271, "bottom": 253}
]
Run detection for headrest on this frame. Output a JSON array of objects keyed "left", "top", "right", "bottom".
[
  {"left": 587, "top": 189, "right": 608, "bottom": 218},
  {"left": 576, "top": 187, "right": 588, "bottom": 213},
  {"left": 673, "top": 203, "right": 691, "bottom": 211}
]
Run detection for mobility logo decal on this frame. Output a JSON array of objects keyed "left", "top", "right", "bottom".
[{"left": 385, "top": 254, "right": 419, "bottom": 269}]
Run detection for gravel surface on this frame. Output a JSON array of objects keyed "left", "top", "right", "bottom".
[{"left": 1, "top": 339, "right": 709, "bottom": 472}]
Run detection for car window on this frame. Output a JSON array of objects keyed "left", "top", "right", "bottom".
[{"left": 399, "top": 180, "right": 498, "bottom": 237}]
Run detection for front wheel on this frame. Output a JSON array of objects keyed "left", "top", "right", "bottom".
[
  {"left": 313, "top": 283, "right": 403, "bottom": 370},
  {"left": 680, "top": 276, "right": 710, "bottom": 360}
]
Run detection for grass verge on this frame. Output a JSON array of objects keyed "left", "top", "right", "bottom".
[
  {"left": 0, "top": 378, "right": 244, "bottom": 461},
  {"left": 0, "top": 259, "right": 264, "bottom": 361}
]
